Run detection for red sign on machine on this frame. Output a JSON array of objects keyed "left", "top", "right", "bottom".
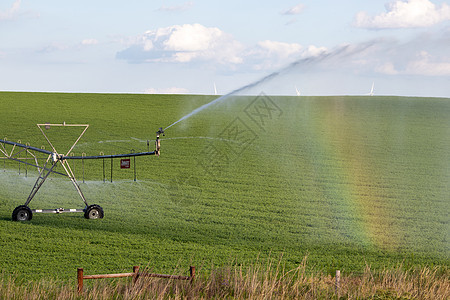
[{"left": 120, "top": 159, "right": 131, "bottom": 169}]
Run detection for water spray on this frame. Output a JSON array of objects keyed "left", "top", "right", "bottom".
[{"left": 163, "top": 41, "right": 377, "bottom": 131}]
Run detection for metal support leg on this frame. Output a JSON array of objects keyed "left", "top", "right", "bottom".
[
  {"left": 24, "top": 157, "right": 57, "bottom": 206},
  {"left": 60, "top": 160, "right": 89, "bottom": 207}
]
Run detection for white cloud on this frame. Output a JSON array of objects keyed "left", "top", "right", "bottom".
[
  {"left": 250, "top": 41, "right": 327, "bottom": 70},
  {"left": 81, "top": 39, "right": 98, "bottom": 46},
  {"left": 157, "top": 1, "right": 194, "bottom": 12},
  {"left": 164, "top": 24, "right": 223, "bottom": 52},
  {"left": 257, "top": 40, "right": 303, "bottom": 59},
  {"left": 404, "top": 51, "right": 450, "bottom": 75},
  {"left": 281, "top": 3, "right": 305, "bottom": 15},
  {"left": 354, "top": 0, "right": 450, "bottom": 29},
  {"left": 117, "top": 23, "right": 245, "bottom": 64},
  {"left": 144, "top": 87, "right": 190, "bottom": 94},
  {"left": 303, "top": 45, "right": 328, "bottom": 57},
  {"left": 0, "top": 0, "right": 21, "bottom": 21}
]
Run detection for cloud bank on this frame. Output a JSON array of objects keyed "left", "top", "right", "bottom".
[
  {"left": 116, "top": 23, "right": 325, "bottom": 70},
  {"left": 354, "top": 0, "right": 450, "bottom": 29},
  {"left": 116, "top": 24, "right": 245, "bottom": 64},
  {"left": 116, "top": 22, "right": 449, "bottom": 79}
]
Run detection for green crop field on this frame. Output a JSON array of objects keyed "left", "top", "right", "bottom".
[{"left": 0, "top": 92, "right": 448, "bottom": 282}]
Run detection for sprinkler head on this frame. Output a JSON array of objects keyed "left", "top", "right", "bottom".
[{"left": 156, "top": 127, "right": 165, "bottom": 137}]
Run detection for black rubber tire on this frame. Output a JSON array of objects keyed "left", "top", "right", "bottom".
[
  {"left": 12, "top": 205, "right": 33, "bottom": 221},
  {"left": 84, "top": 204, "right": 104, "bottom": 219}
]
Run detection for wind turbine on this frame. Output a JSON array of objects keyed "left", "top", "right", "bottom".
[
  {"left": 368, "top": 82, "right": 375, "bottom": 96},
  {"left": 295, "top": 86, "right": 301, "bottom": 96},
  {"left": 214, "top": 82, "right": 218, "bottom": 95}
]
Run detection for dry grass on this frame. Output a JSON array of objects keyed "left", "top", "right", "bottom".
[{"left": 1, "top": 257, "right": 448, "bottom": 299}]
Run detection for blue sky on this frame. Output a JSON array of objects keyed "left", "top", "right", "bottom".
[{"left": 1, "top": 0, "right": 449, "bottom": 97}]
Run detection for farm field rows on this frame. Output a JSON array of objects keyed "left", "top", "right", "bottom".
[{"left": 0, "top": 92, "right": 448, "bottom": 281}]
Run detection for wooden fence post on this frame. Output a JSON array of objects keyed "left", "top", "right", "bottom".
[
  {"left": 77, "top": 268, "right": 84, "bottom": 293},
  {"left": 190, "top": 266, "right": 195, "bottom": 281},
  {"left": 335, "top": 270, "right": 340, "bottom": 297},
  {"left": 133, "top": 266, "right": 140, "bottom": 285}
]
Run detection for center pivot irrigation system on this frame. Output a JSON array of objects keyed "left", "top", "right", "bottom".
[{"left": 0, "top": 123, "right": 164, "bottom": 221}]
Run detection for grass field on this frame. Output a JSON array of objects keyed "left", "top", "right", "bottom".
[{"left": 0, "top": 92, "right": 448, "bottom": 284}]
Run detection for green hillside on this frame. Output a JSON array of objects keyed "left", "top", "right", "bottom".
[{"left": 0, "top": 92, "right": 448, "bottom": 281}]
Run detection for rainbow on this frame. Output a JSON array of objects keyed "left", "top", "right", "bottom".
[{"left": 305, "top": 98, "right": 401, "bottom": 250}]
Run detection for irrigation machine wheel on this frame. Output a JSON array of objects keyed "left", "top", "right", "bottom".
[
  {"left": 12, "top": 205, "right": 33, "bottom": 221},
  {"left": 84, "top": 204, "right": 104, "bottom": 219}
]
